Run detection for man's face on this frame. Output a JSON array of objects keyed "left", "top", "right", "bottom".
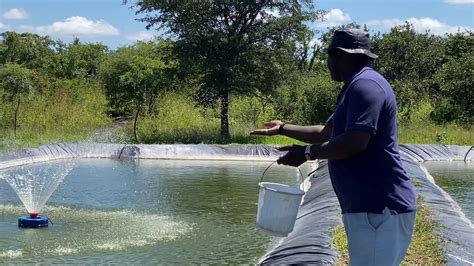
[{"left": 327, "top": 51, "right": 343, "bottom": 82}]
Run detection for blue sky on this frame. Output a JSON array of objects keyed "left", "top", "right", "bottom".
[{"left": 0, "top": 0, "right": 473, "bottom": 49}]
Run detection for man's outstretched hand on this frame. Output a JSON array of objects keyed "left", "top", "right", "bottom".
[
  {"left": 250, "top": 120, "right": 284, "bottom": 136},
  {"left": 277, "top": 145, "right": 307, "bottom": 167}
]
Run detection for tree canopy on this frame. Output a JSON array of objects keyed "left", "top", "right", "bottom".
[
  {"left": 0, "top": 8, "right": 472, "bottom": 145},
  {"left": 125, "top": 0, "right": 324, "bottom": 139}
]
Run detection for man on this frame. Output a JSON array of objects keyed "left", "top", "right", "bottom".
[{"left": 251, "top": 29, "right": 417, "bottom": 266}]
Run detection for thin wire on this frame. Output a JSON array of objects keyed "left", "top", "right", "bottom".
[
  {"left": 260, "top": 161, "right": 277, "bottom": 183},
  {"left": 260, "top": 161, "right": 305, "bottom": 184},
  {"left": 464, "top": 146, "right": 473, "bottom": 162}
]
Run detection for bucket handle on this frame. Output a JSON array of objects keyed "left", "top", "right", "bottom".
[{"left": 260, "top": 161, "right": 305, "bottom": 184}]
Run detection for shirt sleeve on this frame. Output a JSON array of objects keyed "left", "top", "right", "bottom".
[{"left": 344, "top": 78, "right": 386, "bottom": 134}]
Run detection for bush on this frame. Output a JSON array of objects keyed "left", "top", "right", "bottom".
[
  {"left": 0, "top": 78, "right": 110, "bottom": 151},
  {"left": 229, "top": 93, "right": 277, "bottom": 130},
  {"left": 136, "top": 92, "right": 221, "bottom": 143},
  {"left": 391, "top": 79, "right": 428, "bottom": 123},
  {"left": 431, "top": 55, "right": 473, "bottom": 124},
  {"left": 274, "top": 70, "right": 339, "bottom": 125},
  {"left": 136, "top": 91, "right": 281, "bottom": 144}
]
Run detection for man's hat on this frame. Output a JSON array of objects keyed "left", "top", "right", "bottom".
[{"left": 327, "top": 28, "right": 378, "bottom": 59}]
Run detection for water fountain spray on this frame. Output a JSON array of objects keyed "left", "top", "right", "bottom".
[{"left": 0, "top": 160, "right": 75, "bottom": 228}]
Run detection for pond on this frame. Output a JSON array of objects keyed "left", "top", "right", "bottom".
[
  {"left": 0, "top": 159, "right": 306, "bottom": 264},
  {"left": 423, "top": 161, "right": 474, "bottom": 222}
]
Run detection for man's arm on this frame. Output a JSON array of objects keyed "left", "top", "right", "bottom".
[
  {"left": 310, "top": 130, "right": 371, "bottom": 160},
  {"left": 276, "top": 130, "right": 371, "bottom": 167},
  {"left": 280, "top": 124, "right": 332, "bottom": 144},
  {"left": 250, "top": 120, "right": 332, "bottom": 144}
]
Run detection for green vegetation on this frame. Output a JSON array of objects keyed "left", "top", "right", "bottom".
[
  {"left": 0, "top": 4, "right": 468, "bottom": 263},
  {"left": 125, "top": 0, "right": 323, "bottom": 140},
  {"left": 99, "top": 40, "right": 175, "bottom": 142},
  {"left": 0, "top": 4, "right": 472, "bottom": 152},
  {"left": 332, "top": 197, "right": 446, "bottom": 265},
  {"left": 0, "top": 63, "right": 35, "bottom": 137},
  {"left": 399, "top": 123, "right": 473, "bottom": 146},
  {"left": 0, "top": 78, "right": 110, "bottom": 152}
]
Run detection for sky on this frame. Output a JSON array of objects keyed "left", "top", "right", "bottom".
[{"left": 0, "top": 0, "right": 473, "bottom": 49}]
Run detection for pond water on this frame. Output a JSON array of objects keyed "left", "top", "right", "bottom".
[
  {"left": 423, "top": 161, "right": 474, "bottom": 222},
  {"left": 0, "top": 159, "right": 307, "bottom": 264}
]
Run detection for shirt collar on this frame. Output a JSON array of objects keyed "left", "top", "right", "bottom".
[{"left": 343, "top": 66, "right": 372, "bottom": 85}]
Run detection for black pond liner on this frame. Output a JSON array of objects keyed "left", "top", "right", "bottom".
[{"left": 0, "top": 143, "right": 472, "bottom": 265}]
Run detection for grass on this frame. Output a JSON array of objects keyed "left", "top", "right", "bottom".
[
  {"left": 332, "top": 197, "right": 446, "bottom": 265},
  {"left": 0, "top": 79, "right": 111, "bottom": 153},
  {"left": 232, "top": 121, "right": 473, "bottom": 146},
  {"left": 135, "top": 92, "right": 473, "bottom": 146},
  {"left": 134, "top": 92, "right": 303, "bottom": 145},
  {"left": 399, "top": 122, "right": 473, "bottom": 146},
  {"left": 0, "top": 132, "right": 99, "bottom": 153},
  {"left": 1, "top": 89, "right": 472, "bottom": 152}
]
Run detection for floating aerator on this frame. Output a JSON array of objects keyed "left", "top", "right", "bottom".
[{"left": 18, "top": 213, "right": 49, "bottom": 228}]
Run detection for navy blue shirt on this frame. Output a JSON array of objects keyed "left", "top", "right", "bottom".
[{"left": 327, "top": 66, "right": 417, "bottom": 214}]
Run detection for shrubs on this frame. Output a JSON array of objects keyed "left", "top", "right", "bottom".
[
  {"left": 0, "top": 78, "right": 110, "bottom": 151},
  {"left": 136, "top": 92, "right": 221, "bottom": 144},
  {"left": 273, "top": 70, "right": 339, "bottom": 125},
  {"left": 431, "top": 55, "right": 473, "bottom": 124}
]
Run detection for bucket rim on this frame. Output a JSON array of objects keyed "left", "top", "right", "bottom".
[
  {"left": 256, "top": 224, "right": 289, "bottom": 237},
  {"left": 258, "top": 182, "right": 305, "bottom": 196}
]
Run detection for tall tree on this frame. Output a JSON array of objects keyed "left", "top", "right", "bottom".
[
  {"left": 432, "top": 51, "right": 473, "bottom": 124},
  {"left": 99, "top": 40, "right": 175, "bottom": 143},
  {"left": 125, "top": 0, "right": 323, "bottom": 140},
  {"left": 0, "top": 31, "right": 56, "bottom": 70},
  {"left": 53, "top": 40, "right": 109, "bottom": 79},
  {"left": 371, "top": 23, "right": 445, "bottom": 83},
  {"left": 0, "top": 63, "right": 34, "bottom": 137}
]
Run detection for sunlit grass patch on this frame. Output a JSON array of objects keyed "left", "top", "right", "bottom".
[{"left": 399, "top": 122, "right": 473, "bottom": 145}]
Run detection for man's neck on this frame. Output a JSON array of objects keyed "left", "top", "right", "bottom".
[{"left": 343, "top": 64, "right": 369, "bottom": 84}]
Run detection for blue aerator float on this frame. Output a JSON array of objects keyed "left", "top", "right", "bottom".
[{"left": 18, "top": 213, "right": 49, "bottom": 228}]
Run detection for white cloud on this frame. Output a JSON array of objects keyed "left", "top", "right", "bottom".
[
  {"left": 444, "top": 0, "right": 474, "bottom": 5},
  {"left": 266, "top": 9, "right": 281, "bottom": 18},
  {"left": 366, "top": 17, "right": 473, "bottom": 35},
  {"left": 309, "top": 38, "right": 322, "bottom": 48},
  {"left": 254, "top": 9, "right": 281, "bottom": 22},
  {"left": 18, "top": 16, "right": 120, "bottom": 37},
  {"left": 0, "top": 21, "right": 11, "bottom": 31},
  {"left": 126, "top": 30, "right": 155, "bottom": 41},
  {"left": 3, "top": 8, "right": 30, "bottom": 20},
  {"left": 317, "top": 9, "right": 351, "bottom": 27}
]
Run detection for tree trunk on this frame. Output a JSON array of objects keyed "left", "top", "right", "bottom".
[
  {"left": 220, "top": 90, "right": 230, "bottom": 141},
  {"left": 147, "top": 95, "right": 156, "bottom": 115},
  {"left": 308, "top": 45, "right": 319, "bottom": 71},
  {"left": 14, "top": 94, "right": 20, "bottom": 138},
  {"left": 133, "top": 104, "right": 141, "bottom": 143}
]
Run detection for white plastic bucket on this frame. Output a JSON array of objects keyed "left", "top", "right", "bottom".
[{"left": 256, "top": 182, "right": 305, "bottom": 237}]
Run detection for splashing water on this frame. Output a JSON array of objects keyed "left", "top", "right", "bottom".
[
  {"left": 0, "top": 160, "right": 75, "bottom": 214},
  {"left": 0, "top": 204, "right": 191, "bottom": 258}
]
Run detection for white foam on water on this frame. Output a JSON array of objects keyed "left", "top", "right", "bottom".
[
  {"left": 0, "top": 204, "right": 192, "bottom": 255},
  {"left": 0, "top": 204, "right": 25, "bottom": 214},
  {"left": 95, "top": 239, "right": 149, "bottom": 251},
  {"left": 52, "top": 246, "right": 79, "bottom": 256},
  {"left": 96, "top": 242, "right": 127, "bottom": 251},
  {"left": 0, "top": 250, "right": 22, "bottom": 259}
]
